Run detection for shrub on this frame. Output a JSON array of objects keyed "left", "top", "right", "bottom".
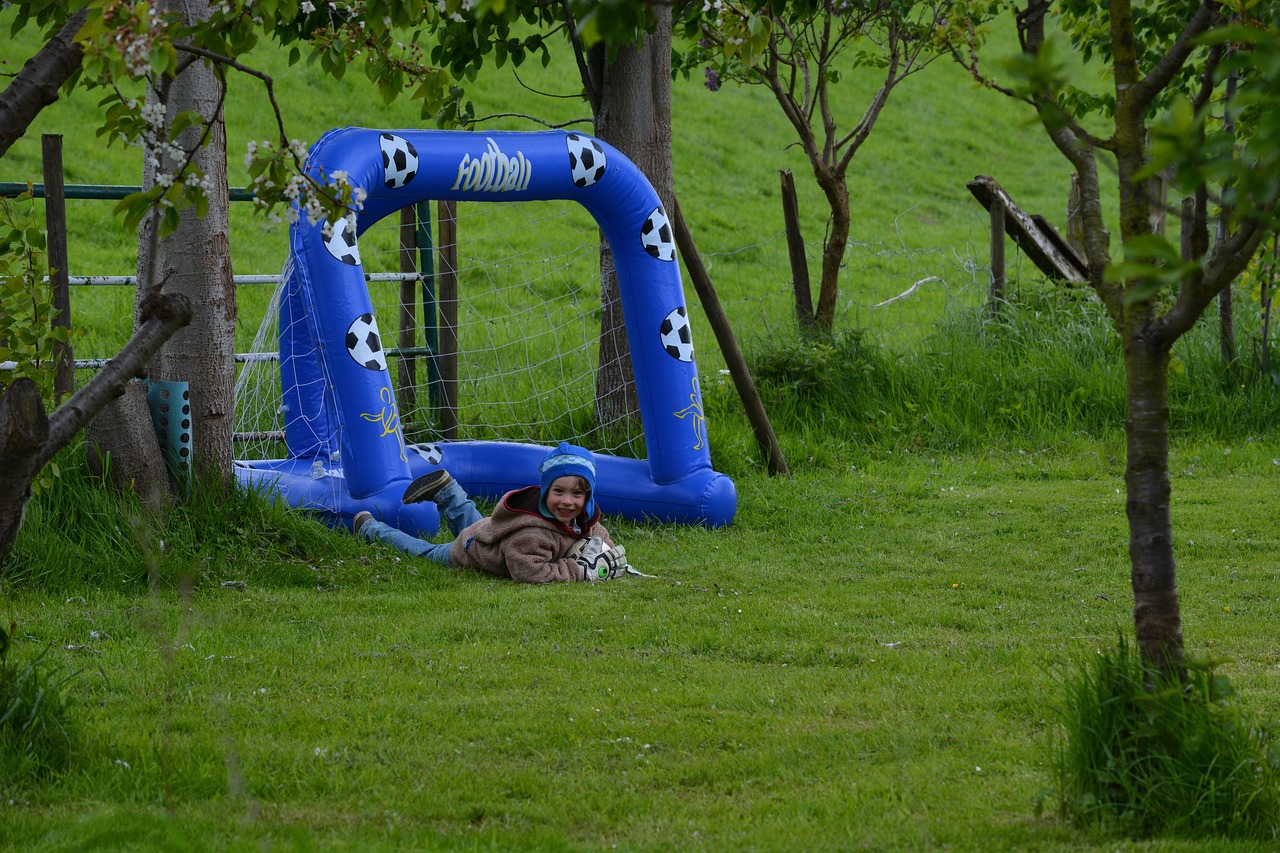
[
  {"left": 747, "top": 327, "right": 891, "bottom": 425},
  {"left": 0, "top": 191, "right": 72, "bottom": 404},
  {"left": 1048, "top": 635, "right": 1280, "bottom": 840}
]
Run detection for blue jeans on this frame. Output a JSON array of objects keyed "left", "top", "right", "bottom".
[{"left": 359, "top": 481, "right": 482, "bottom": 566}]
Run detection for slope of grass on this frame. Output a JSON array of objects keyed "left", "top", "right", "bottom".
[{"left": 0, "top": 9, "right": 1085, "bottom": 359}]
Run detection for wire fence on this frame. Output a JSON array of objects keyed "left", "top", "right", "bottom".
[{"left": 8, "top": 178, "right": 1074, "bottom": 458}]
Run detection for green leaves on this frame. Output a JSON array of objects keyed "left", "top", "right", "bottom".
[
  {"left": 998, "top": 35, "right": 1068, "bottom": 97},
  {"left": 0, "top": 193, "right": 72, "bottom": 405},
  {"left": 1107, "top": 233, "right": 1199, "bottom": 304}
]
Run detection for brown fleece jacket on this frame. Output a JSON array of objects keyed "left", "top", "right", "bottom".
[{"left": 447, "top": 485, "right": 617, "bottom": 583}]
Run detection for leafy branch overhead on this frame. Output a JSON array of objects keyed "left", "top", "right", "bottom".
[
  {"left": 6, "top": 0, "right": 682, "bottom": 239},
  {"left": 963, "top": 2, "right": 1280, "bottom": 312},
  {"left": 0, "top": 191, "right": 71, "bottom": 404},
  {"left": 6, "top": 1, "right": 476, "bottom": 240}
]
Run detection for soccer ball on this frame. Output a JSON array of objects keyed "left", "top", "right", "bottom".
[
  {"left": 324, "top": 215, "right": 361, "bottom": 266},
  {"left": 566, "top": 132, "right": 607, "bottom": 188},
  {"left": 640, "top": 207, "right": 675, "bottom": 262},
  {"left": 659, "top": 307, "right": 694, "bottom": 362},
  {"left": 411, "top": 443, "right": 444, "bottom": 465},
  {"left": 380, "top": 133, "right": 419, "bottom": 189},
  {"left": 345, "top": 313, "right": 386, "bottom": 371}
]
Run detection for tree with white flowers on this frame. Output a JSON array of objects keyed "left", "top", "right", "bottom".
[{"left": 0, "top": 0, "right": 453, "bottom": 561}]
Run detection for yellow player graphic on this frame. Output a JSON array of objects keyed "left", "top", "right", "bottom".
[
  {"left": 672, "top": 377, "right": 706, "bottom": 451},
  {"left": 360, "top": 385, "right": 407, "bottom": 462}
]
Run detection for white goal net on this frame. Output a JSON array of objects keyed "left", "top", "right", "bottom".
[{"left": 232, "top": 199, "right": 646, "bottom": 465}]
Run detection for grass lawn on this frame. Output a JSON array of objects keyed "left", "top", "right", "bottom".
[
  {"left": 4, "top": 8, "right": 1280, "bottom": 849},
  {"left": 4, "top": 443, "right": 1279, "bottom": 851}
]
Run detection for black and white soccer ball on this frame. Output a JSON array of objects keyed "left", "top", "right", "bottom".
[
  {"left": 380, "top": 133, "right": 419, "bottom": 189},
  {"left": 659, "top": 306, "right": 694, "bottom": 362},
  {"left": 345, "top": 313, "right": 386, "bottom": 371},
  {"left": 566, "top": 132, "right": 606, "bottom": 188},
  {"left": 640, "top": 207, "right": 675, "bottom": 262},
  {"left": 324, "top": 215, "right": 361, "bottom": 266},
  {"left": 411, "top": 443, "right": 444, "bottom": 465}
]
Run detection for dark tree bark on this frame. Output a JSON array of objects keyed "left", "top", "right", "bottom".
[
  {"left": 1108, "top": 0, "right": 1189, "bottom": 672},
  {"left": 85, "top": 381, "right": 174, "bottom": 509},
  {"left": 0, "top": 8, "right": 87, "bottom": 160},
  {"left": 1123, "top": 335, "right": 1182, "bottom": 672},
  {"left": 0, "top": 379, "right": 47, "bottom": 560}
]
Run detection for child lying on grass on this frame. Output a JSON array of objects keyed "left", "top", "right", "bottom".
[{"left": 353, "top": 442, "right": 639, "bottom": 583}]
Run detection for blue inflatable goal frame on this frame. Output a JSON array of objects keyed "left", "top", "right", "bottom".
[{"left": 234, "top": 127, "right": 737, "bottom": 535}]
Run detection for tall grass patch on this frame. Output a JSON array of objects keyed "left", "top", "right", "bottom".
[
  {"left": 0, "top": 624, "right": 80, "bottom": 792},
  {"left": 3, "top": 447, "right": 354, "bottom": 590},
  {"left": 1048, "top": 636, "right": 1280, "bottom": 840},
  {"left": 735, "top": 283, "right": 1280, "bottom": 460}
]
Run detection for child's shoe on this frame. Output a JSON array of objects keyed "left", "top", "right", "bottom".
[{"left": 402, "top": 469, "right": 454, "bottom": 504}]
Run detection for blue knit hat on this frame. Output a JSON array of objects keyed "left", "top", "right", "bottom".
[{"left": 538, "top": 442, "right": 597, "bottom": 518}]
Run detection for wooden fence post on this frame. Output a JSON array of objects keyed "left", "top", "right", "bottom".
[
  {"left": 988, "top": 193, "right": 1006, "bottom": 315},
  {"left": 41, "top": 134, "right": 74, "bottom": 399},
  {"left": 415, "top": 200, "right": 441, "bottom": 414},
  {"left": 397, "top": 206, "right": 418, "bottom": 416},
  {"left": 779, "top": 169, "right": 814, "bottom": 332},
  {"left": 672, "top": 198, "right": 788, "bottom": 476},
  {"left": 1066, "top": 173, "right": 1085, "bottom": 257}
]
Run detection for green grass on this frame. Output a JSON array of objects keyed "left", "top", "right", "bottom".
[
  {"left": 701, "top": 285, "right": 1280, "bottom": 476},
  {"left": 0, "top": 626, "right": 79, "bottom": 789},
  {"left": 4, "top": 444, "right": 1280, "bottom": 850}
]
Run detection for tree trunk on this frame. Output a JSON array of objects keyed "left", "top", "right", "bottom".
[
  {"left": 815, "top": 172, "right": 851, "bottom": 335},
  {"left": 592, "top": 7, "right": 673, "bottom": 433},
  {"left": 0, "top": 379, "right": 47, "bottom": 560},
  {"left": 1108, "top": 0, "right": 1187, "bottom": 674},
  {"left": 1017, "top": 0, "right": 1248, "bottom": 679},
  {"left": 133, "top": 0, "right": 236, "bottom": 490},
  {"left": 1123, "top": 335, "right": 1184, "bottom": 672},
  {"left": 85, "top": 381, "right": 174, "bottom": 509},
  {"left": 0, "top": 8, "right": 87, "bottom": 159}
]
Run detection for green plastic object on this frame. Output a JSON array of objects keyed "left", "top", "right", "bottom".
[{"left": 145, "top": 380, "right": 192, "bottom": 493}]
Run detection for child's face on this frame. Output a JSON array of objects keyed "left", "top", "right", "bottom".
[{"left": 545, "top": 476, "right": 589, "bottom": 523}]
